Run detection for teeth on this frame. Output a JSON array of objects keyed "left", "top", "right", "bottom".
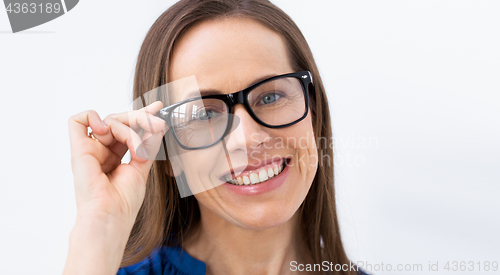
[
  {"left": 250, "top": 173, "right": 260, "bottom": 184},
  {"left": 259, "top": 170, "right": 269, "bottom": 182},
  {"left": 226, "top": 160, "right": 287, "bottom": 186},
  {"left": 267, "top": 168, "right": 274, "bottom": 178}
]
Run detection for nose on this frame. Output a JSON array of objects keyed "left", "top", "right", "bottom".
[{"left": 224, "top": 104, "right": 271, "bottom": 152}]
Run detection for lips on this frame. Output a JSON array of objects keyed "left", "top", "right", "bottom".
[{"left": 220, "top": 157, "right": 290, "bottom": 186}]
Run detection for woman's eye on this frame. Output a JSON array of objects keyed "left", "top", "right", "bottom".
[
  {"left": 196, "top": 109, "right": 215, "bottom": 120},
  {"left": 260, "top": 93, "right": 280, "bottom": 105}
]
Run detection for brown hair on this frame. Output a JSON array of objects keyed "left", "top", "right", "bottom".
[{"left": 125, "top": 0, "right": 355, "bottom": 274}]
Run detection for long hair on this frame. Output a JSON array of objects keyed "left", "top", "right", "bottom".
[{"left": 124, "top": 1, "right": 354, "bottom": 274}]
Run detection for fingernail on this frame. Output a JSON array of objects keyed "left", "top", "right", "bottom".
[{"left": 101, "top": 121, "right": 109, "bottom": 129}]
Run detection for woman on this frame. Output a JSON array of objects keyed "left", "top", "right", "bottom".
[{"left": 64, "top": 0, "right": 365, "bottom": 274}]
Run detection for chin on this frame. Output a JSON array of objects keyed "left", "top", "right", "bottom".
[{"left": 231, "top": 204, "right": 298, "bottom": 230}]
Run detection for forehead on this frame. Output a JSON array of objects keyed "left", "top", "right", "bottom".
[{"left": 168, "top": 17, "right": 293, "bottom": 98}]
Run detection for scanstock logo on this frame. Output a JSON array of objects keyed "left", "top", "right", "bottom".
[{"left": 3, "top": 0, "right": 79, "bottom": 33}]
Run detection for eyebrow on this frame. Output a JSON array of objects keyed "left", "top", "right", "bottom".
[{"left": 188, "top": 73, "right": 279, "bottom": 98}]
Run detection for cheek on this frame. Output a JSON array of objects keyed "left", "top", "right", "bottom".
[
  {"left": 178, "top": 146, "right": 228, "bottom": 175},
  {"left": 176, "top": 149, "right": 230, "bottom": 195}
]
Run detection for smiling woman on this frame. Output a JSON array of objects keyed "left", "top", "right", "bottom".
[{"left": 64, "top": 1, "right": 366, "bottom": 275}]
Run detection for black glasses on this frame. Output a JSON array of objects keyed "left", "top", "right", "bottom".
[{"left": 157, "top": 71, "right": 312, "bottom": 150}]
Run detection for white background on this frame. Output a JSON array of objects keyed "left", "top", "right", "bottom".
[{"left": 1, "top": 1, "right": 499, "bottom": 274}]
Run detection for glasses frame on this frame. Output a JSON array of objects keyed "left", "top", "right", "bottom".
[{"left": 157, "top": 71, "right": 312, "bottom": 150}]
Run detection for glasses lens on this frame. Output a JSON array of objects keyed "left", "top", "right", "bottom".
[
  {"left": 247, "top": 77, "right": 306, "bottom": 126},
  {"left": 171, "top": 98, "right": 228, "bottom": 148}
]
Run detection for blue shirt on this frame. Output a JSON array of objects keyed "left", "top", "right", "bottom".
[
  {"left": 117, "top": 246, "right": 205, "bottom": 275},
  {"left": 117, "top": 245, "right": 369, "bottom": 275}
]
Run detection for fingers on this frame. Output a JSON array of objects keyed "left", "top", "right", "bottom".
[
  {"left": 135, "top": 130, "right": 166, "bottom": 160},
  {"left": 101, "top": 116, "right": 148, "bottom": 163},
  {"left": 90, "top": 101, "right": 167, "bottom": 147},
  {"left": 102, "top": 121, "right": 167, "bottom": 182},
  {"left": 68, "top": 111, "right": 110, "bottom": 185},
  {"left": 68, "top": 110, "right": 109, "bottom": 157},
  {"left": 125, "top": 131, "right": 166, "bottom": 181},
  {"left": 110, "top": 101, "right": 167, "bottom": 133},
  {"left": 69, "top": 101, "right": 168, "bottom": 165},
  {"left": 139, "top": 101, "right": 163, "bottom": 112}
]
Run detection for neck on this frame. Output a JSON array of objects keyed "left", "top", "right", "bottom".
[{"left": 183, "top": 204, "right": 308, "bottom": 275}]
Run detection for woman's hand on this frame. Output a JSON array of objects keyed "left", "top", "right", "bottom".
[
  {"left": 68, "top": 100, "right": 167, "bottom": 224},
  {"left": 64, "top": 101, "right": 167, "bottom": 275}
]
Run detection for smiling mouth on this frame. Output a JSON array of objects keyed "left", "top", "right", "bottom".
[{"left": 223, "top": 158, "right": 290, "bottom": 186}]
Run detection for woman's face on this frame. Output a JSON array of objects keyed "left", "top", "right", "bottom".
[{"left": 168, "top": 17, "right": 318, "bottom": 230}]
